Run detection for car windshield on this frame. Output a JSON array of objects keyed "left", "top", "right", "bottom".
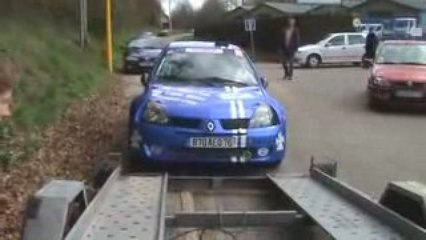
[
  {"left": 318, "top": 34, "right": 331, "bottom": 44},
  {"left": 155, "top": 49, "right": 258, "bottom": 87},
  {"left": 375, "top": 43, "right": 426, "bottom": 65}
]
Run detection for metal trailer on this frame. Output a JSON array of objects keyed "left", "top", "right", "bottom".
[{"left": 22, "top": 158, "right": 426, "bottom": 240}]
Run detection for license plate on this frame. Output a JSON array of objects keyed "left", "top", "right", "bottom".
[
  {"left": 189, "top": 137, "right": 238, "bottom": 149},
  {"left": 395, "top": 90, "right": 424, "bottom": 98}
]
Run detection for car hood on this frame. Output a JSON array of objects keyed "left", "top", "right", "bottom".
[
  {"left": 147, "top": 84, "right": 266, "bottom": 119},
  {"left": 373, "top": 64, "right": 426, "bottom": 82},
  {"left": 298, "top": 44, "right": 319, "bottom": 52}
]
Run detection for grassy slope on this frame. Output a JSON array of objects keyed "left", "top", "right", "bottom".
[
  {"left": 1, "top": 18, "right": 108, "bottom": 129},
  {"left": 0, "top": 15, "right": 111, "bottom": 168}
]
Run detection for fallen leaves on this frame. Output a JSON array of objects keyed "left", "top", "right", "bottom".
[{"left": 0, "top": 77, "right": 128, "bottom": 240}]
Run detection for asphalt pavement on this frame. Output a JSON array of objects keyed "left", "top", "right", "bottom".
[
  {"left": 122, "top": 63, "right": 426, "bottom": 199},
  {"left": 262, "top": 63, "right": 426, "bottom": 198}
]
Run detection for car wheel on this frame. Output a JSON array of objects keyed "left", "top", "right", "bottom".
[
  {"left": 122, "top": 98, "right": 144, "bottom": 173},
  {"left": 264, "top": 160, "right": 282, "bottom": 170},
  {"left": 306, "top": 54, "right": 321, "bottom": 68},
  {"left": 368, "top": 96, "right": 385, "bottom": 111}
]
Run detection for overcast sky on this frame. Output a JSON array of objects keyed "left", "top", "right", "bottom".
[
  {"left": 161, "top": 0, "right": 206, "bottom": 14},
  {"left": 161, "top": 0, "right": 243, "bottom": 14}
]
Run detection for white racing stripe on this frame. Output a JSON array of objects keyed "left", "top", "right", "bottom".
[
  {"left": 240, "top": 135, "right": 247, "bottom": 148},
  {"left": 237, "top": 100, "right": 245, "bottom": 119}
]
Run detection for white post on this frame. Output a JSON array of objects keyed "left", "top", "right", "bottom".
[{"left": 169, "top": 0, "right": 173, "bottom": 32}]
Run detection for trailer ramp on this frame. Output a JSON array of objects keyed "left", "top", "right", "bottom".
[
  {"left": 65, "top": 170, "right": 167, "bottom": 240},
  {"left": 28, "top": 162, "right": 424, "bottom": 240},
  {"left": 270, "top": 168, "right": 426, "bottom": 240}
]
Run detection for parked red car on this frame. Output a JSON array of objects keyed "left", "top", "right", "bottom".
[{"left": 368, "top": 40, "right": 426, "bottom": 108}]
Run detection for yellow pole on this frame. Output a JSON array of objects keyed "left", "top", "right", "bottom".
[{"left": 106, "top": 0, "right": 113, "bottom": 72}]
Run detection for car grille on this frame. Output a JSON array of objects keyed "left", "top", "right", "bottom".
[
  {"left": 220, "top": 119, "right": 250, "bottom": 130},
  {"left": 391, "top": 81, "right": 426, "bottom": 90},
  {"left": 169, "top": 117, "right": 202, "bottom": 129},
  {"left": 180, "top": 148, "right": 256, "bottom": 158}
]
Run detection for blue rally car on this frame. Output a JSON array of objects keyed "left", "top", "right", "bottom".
[{"left": 128, "top": 41, "right": 287, "bottom": 167}]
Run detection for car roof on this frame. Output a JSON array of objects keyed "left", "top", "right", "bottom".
[
  {"left": 383, "top": 40, "right": 426, "bottom": 45},
  {"left": 168, "top": 41, "right": 240, "bottom": 50}
]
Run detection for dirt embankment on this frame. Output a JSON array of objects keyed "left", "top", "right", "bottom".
[{"left": 0, "top": 78, "right": 128, "bottom": 240}]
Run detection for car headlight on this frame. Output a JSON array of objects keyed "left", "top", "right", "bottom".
[
  {"left": 249, "top": 104, "right": 276, "bottom": 128},
  {"left": 372, "top": 76, "right": 391, "bottom": 87},
  {"left": 143, "top": 101, "right": 169, "bottom": 124}
]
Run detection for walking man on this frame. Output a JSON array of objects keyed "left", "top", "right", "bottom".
[{"left": 280, "top": 17, "right": 300, "bottom": 80}]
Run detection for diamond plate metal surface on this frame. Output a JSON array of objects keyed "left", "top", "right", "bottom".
[
  {"left": 272, "top": 177, "right": 404, "bottom": 240},
  {"left": 81, "top": 176, "right": 163, "bottom": 240}
]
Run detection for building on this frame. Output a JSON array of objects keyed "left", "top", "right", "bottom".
[
  {"left": 249, "top": 2, "right": 319, "bottom": 18},
  {"left": 224, "top": 5, "right": 255, "bottom": 21},
  {"left": 232, "top": 0, "right": 426, "bottom": 19}
]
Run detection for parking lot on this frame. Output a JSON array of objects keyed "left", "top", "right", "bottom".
[
  {"left": 262, "top": 63, "right": 426, "bottom": 197},
  {"left": 123, "top": 63, "right": 426, "bottom": 198}
]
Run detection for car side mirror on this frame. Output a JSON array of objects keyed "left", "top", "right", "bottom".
[
  {"left": 325, "top": 43, "right": 331, "bottom": 47},
  {"left": 260, "top": 76, "right": 268, "bottom": 88}
]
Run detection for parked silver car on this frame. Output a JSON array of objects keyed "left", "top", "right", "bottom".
[{"left": 295, "top": 32, "right": 367, "bottom": 68}]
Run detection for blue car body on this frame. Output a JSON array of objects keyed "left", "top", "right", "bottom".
[{"left": 128, "top": 41, "right": 287, "bottom": 165}]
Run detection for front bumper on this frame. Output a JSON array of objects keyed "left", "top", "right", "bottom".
[
  {"left": 124, "top": 59, "right": 155, "bottom": 73},
  {"left": 368, "top": 84, "right": 426, "bottom": 105},
  {"left": 130, "top": 124, "right": 286, "bottom": 165}
]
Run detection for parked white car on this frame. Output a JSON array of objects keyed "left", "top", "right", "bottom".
[{"left": 295, "top": 32, "right": 367, "bottom": 68}]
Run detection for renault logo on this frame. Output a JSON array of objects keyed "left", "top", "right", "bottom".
[
  {"left": 206, "top": 121, "right": 215, "bottom": 132},
  {"left": 407, "top": 81, "right": 413, "bottom": 87}
]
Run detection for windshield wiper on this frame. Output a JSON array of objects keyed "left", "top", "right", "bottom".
[
  {"left": 400, "top": 62, "right": 426, "bottom": 65},
  {"left": 378, "top": 62, "right": 402, "bottom": 64},
  {"left": 379, "top": 61, "right": 426, "bottom": 65},
  {"left": 196, "top": 77, "right": 251, "bottom": 87}
]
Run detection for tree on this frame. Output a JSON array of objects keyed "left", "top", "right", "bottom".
[
  {"left": 171, "top": 0, "right": 194, "bottom": 29},
  {"left": 194, "top": 0, "right": 227, "bottom": 26}
]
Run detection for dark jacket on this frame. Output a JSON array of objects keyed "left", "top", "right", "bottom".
[
  {"left": 280, "top": 27, "right": 300, "bottom": 56},
  {"left": 365, "top": 32, "right": 378, "bottom": 58}
]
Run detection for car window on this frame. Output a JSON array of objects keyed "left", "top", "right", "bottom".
[
  {"left": 155, "top": 49, "right": 258, "bottom": 86},
  {"left": 348, "top": 35, "right": 365, "bottom": 45},
  {"left": 327, "top": 35, "right": 345, "bottom": 46}
]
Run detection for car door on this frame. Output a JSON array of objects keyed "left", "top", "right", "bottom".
[
  {"left": 321, "top": 34, "right": 348, "bottom": 63},
  {"left": 347, "top": 34, "right": 366, "bottom": 63}
]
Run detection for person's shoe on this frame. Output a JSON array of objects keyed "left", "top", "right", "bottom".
[
  {"left": 283, "top": 75, "right": 288, "bottom": 80},
  {"left": 288, "top": 76, "right": 293, "bottom": 80}
]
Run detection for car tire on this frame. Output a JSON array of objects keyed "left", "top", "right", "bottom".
[
  {"left": 368, "top": 96, "right": 385, "bottom": 111},
  {"left": 264, "top": 160, "right": 282, "bottom": 170},
  {"left": 306, "top": 54, "right": 321, "bottom": 68},
  {"left": 122, "top": 98, "right": 144, "bottom": 173}
]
